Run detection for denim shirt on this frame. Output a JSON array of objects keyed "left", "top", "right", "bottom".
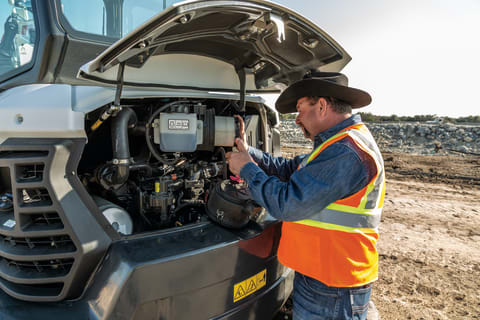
[{"left": 240, "top": 114, "right": 372, "bottom": 221}]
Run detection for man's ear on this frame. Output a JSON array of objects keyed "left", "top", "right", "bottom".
[{"left": 317, "top": 97, "right": 329, "bottom": 115}]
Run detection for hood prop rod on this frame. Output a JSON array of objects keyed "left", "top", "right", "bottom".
[
  {"left": 90, "top": 62, "right": 125, "bottom": 132},
  {"left": 236, "top": 67, "right": 246, "bottom": 112},
  {"left": 114, "top": 61, "right": 125, "bottom": 108}
]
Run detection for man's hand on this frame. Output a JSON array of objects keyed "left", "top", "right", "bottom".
[
  {"left": 234, "top": 115, "right": 249, "bottom": 151},
  {"left": 226, "top": 138, "right": 255, "bottom": 176}
]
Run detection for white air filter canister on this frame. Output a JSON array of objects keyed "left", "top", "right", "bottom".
[{"left": 214, "top": 116, "right": 235, "bottom": 147}]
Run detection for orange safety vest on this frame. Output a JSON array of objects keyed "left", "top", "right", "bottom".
[{"left": 277, "top": 123, "right": 386, "bottom": 287}]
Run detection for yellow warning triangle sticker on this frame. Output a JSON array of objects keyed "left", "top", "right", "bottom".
[
  {"left": 234, "top": 284, "right": 246, "bottom": 300},
  {"left": 233, "top": 269, "right": 266, "bottom": 303},
  {"left": 247, "top": 279, "right": 257, "bottom": 293},
  {"left": 258, "top": 271, "right": 266, "bottom": 286}
]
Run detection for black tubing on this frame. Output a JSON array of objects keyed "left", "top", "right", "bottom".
[
  {"left": 174, "top": 200, "right": 204, "bottom": 214},
  {"left": 129, "top": 163, "right": 154, "bottom": 176},
  {"left": 110, "top": 107, "right": 137, "bottom": 185}
]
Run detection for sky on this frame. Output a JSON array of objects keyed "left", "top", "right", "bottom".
[
  {"left": 1, "top": 0, "right": 479, "bottom": 117},
  {"left": 270, "top": 0, "right": 480, "bottom": 117}
]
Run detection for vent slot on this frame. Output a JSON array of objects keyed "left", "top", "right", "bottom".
[
  {"left": 0, "top": 257, "right": 73, "bottom": 279},
  {"left": 16, "top": 163, "right": 45, "bottom": 183},
  {"left": 20, "top": 212, "right": 63, "bottom": 232},
  {"left": 0, "top": 151, "right": 49, "bottom": 159},
  {"left": 0, "top": 167, "right": 12, "bottom": 195},
  {"left": 0, "top": 278, "right": 63, "bottom": 297},
  {"left": 18, "top": 188, "right": 52, "bottom": 207},
  {"left": 0, "top": 169, "right": 14, "bottom": 232},
  {"left": 0, "top": 235, "right": 76, "bottom": 256}
]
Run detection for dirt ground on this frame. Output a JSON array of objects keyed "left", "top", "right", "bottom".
[{"left": 280, "top": 148, "right": 480, "bottom": 319}]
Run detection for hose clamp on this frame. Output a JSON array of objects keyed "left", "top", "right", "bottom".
[{"left": 112, "top": 158, "right": 130, "bottom": 165}]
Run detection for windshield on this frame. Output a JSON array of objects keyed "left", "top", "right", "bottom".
[
  {"left": 0, "top": 0, "right": 37, "bottom": 80},
  {"left": 59, "top": 0, "right": 183, "bottom": 40}
]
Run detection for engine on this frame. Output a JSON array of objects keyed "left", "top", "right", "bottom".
[{"left": 80, "top": 99, "right": 265, "bottom": 235}]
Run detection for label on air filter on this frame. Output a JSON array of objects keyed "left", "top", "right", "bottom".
[{"left": 168, "top": 119, "right": 189, "bottom": 130}]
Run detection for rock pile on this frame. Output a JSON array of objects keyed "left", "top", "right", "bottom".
[
  {"left": 279, "top": 120, "right": 480, "bottom": 155},
  {"left": 278, "top": 120, "right": 312, "bottom": 149}
]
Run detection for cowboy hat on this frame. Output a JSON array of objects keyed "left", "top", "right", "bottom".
[{"left": 275, "top": 72, "right": 372, "bottom": 114}]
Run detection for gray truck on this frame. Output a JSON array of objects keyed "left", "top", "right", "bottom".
[{"left": 0, "top": 0, "right": 351, "bottom": 318}]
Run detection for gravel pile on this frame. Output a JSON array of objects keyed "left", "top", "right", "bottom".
[{"left": 279, "top": 120, "right": 480, "bottom": 155}]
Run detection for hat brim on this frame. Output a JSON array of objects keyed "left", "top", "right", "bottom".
[{"left": 275, "top": 78, "right": 372, "bottom": 114}]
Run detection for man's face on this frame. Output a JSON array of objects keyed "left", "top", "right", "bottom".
[{"left": 295, "top": 97, "right": 321, "bottom": 140}]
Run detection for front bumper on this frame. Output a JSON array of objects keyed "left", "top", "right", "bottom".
[{"left": 0, "top": 222, "right": 293, "bottom": 320}]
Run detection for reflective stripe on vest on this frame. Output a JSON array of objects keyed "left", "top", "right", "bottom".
[{"left": 295, "top": 124, "right": 385, "bottom": 234}]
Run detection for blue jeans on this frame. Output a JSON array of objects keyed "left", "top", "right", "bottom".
[{"left": 292, "top": 273, "right": 372, "bottom": 320}]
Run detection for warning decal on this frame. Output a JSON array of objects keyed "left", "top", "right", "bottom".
[{"left": 233, "top": 269, "right": 267, "bottom": 303}]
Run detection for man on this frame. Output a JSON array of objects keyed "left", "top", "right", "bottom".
[{"left": 226, "top": 72, "right": 385, "bottom": 320}]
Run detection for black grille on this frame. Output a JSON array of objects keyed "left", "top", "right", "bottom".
[
  {"left": 0, "top": 140, "right": 111, "bottom": 302},
  {"left": 0, "top": 149, "right": 76, "bottom": 301}
]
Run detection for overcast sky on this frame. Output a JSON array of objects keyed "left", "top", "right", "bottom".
[{"left": 271, "top": 0, "right": 480, "bottom": 117}]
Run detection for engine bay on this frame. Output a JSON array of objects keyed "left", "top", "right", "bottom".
[{"left": 79, "top": 98, "right": 275, "bottom": 235}]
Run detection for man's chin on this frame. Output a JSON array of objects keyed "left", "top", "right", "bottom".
[{"left": 302, "top": 128, "right": 311, "bottom": 139}]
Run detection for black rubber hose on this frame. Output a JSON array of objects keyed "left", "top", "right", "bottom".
[
  {"left": 174, "top": 200, "right": 204, "bottom": 214},
  {"left": 128, "top": 163, "right": 153, "bottom": 177},
  {"left": 110, "top": 107, "right": 137, "bottom": 185}
]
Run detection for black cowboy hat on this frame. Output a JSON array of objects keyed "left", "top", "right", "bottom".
[{"left": 275, "top": 72, "right": 372, "bottom": 114}]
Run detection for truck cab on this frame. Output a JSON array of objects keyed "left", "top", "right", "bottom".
[{"left": 0, "top": 1, "right": 351, "bottom": 318}]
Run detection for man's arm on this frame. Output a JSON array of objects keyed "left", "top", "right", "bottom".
[
  {"left": 248, "top": 146, "right": 305, "bottom": 181},
  {"left": 239, "top": 143, "right": 369, "bottom": 221},
  {"left": 234, "top": 115, "right": 304, "bottom": 180}
]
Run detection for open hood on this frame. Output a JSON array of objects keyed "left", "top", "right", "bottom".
[{"left": 78, "top": 0, "right": 350, "bottom": 94}]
